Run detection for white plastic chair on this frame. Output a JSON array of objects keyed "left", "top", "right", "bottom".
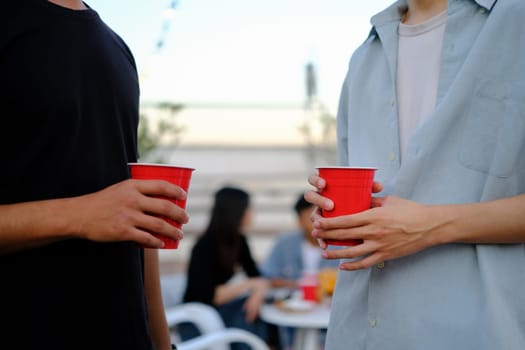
[{"left": 166, "top": 302, "right": 270, "bottom": 350}]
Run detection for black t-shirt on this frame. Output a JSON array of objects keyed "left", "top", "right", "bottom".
[
  {"left": 0, "top": 1, "right": 153, "bottom": 349},
  {"left": 183, "top": 234, "right": 261, "bottom": 305}
]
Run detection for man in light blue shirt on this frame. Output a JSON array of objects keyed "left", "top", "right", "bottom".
[
  {"left": 261, "top": 194, "right": 339, "bottom": 286},
  {"left": 261, "top": 194, "right": 339, "bottom": 350},
  {"left": 305, "top": 0, "right": 525, "bottom": 349}
]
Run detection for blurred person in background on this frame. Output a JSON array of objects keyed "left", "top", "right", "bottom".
[
  {"left": 0, "top": 1, "right": 188, "bottom": 350},
  {"left": 261, "top": 194, "right": 339, "bottom": 289},
  {"left": 181, "top": 186, "right": 275, "bottom": 350},
  {"left": 305, "top": 0, "right": 525, "bottom": 349},
  {"left": 261, "top": 194, "right": 339, "bottom": 350}
]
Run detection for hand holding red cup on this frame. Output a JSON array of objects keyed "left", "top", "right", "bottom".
[
  {"left": 315, "top": 166, "right": 377, "bottom": 246},
  {"left": 128, "top": 163, "right": 194, "bottom": 249}
]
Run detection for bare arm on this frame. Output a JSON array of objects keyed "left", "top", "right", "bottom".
[
  {"left": 144, "top": 249, "right": 172, "bottom": 350},
  {"left": 268, "top": 277, "right": 298, "bottom": 289},
  {"left": 0, "top": 179, "right": 188, "bottom": 255},
  {"left": 0, "top": 198, "right": 77, "bottom": 255},
  {"left": 314, "top": 194, "right": 525, "bottom": 270},
  {"left": 431, "top": 194, "right": 525, "bottom": 244},
  {"left": 305, "top": 173, "right": 525, "bottom": 270},
  {"left": 214, "top": 277, "right": 269, "bottom": 322},
  {"left": 213, "top": 279, "right": 255, "bottom": 306}
]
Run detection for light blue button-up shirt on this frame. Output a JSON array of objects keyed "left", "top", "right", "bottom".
[
  {"left": 260, "top": 230, "right": 339, "bottom": 280},
  {"left": 327, "top": 0, "right": 525, "bottom": 349}
]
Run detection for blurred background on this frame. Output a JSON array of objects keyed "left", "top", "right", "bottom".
[{"left": 87, "top": 0, "right": 393, "bottom": 273}]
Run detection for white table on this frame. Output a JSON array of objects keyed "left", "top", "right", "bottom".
[{"left": 260, "top": 302, "right": 330, "bottom": 350}]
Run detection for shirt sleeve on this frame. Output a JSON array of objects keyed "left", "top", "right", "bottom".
[
  {"left": 260, "top": 237, "right": 284, "bottom": 278},
  {"left": 239, "top": 235, "right": 260, "bottom": 278}
]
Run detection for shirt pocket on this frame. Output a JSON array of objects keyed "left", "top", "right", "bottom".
[{"left": 458, "top": 79, "right": 525, "bottom": 178}]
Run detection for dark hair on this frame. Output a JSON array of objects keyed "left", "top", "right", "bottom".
[
  {"left": 204, "top": 186, "right": 250, "bottom": 271},
  {"left": 294, "top": 193, "right": 313, "bottom": 216}
]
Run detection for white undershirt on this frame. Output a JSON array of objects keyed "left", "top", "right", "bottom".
[
  {"left": 301, "top": 240, "right": 322, "bottom": 274},
  {"left": 396, "top": 10, "right": 447, "bottom": 157}
]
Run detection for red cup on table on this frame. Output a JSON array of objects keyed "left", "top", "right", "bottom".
[
  {"left": 316, "top": 166, "right": 377, "bottom": 246},
  {"left": 128, "top": 163, "right": 194, "bottom": 249},
  {"left": 299, "top": 272, "right": 319, "bottom": 302}
]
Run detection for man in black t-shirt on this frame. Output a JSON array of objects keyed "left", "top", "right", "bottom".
[{"left": 0, "top": 1, "right": 184, "bottom": 349}]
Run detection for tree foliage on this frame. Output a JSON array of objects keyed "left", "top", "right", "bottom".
[{"left": 137, "top": 102, "right": 185, "bottom": 160}]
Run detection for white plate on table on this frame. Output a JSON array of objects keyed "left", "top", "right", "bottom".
[{"left": 276, "top": 298, "right": 316, "bottom": 313}]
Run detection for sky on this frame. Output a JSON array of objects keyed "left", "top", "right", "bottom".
[{"left": 87, "top": 0, "right": 395, "bottom": 116}]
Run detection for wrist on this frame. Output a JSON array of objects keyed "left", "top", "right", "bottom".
[
  {"left": 28, "top": 197, "right": 78, "bottom": 241},
  {"left": 425, "top": 204, "right": 457, "bottom": 246},
  {"left": 56, "top": 197, "right": 84, "bottom": 240}
]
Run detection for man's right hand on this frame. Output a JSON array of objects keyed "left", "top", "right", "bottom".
[
  {"left": 73, "top": 179, "right": 189, "bottom": 248},
  {"left": 0, "top": 178, "right": 190, "bottom": 255}
]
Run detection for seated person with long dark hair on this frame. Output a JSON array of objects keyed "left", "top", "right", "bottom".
[{"left": 180, "top": 186, "right": 271, "bottom": 349}]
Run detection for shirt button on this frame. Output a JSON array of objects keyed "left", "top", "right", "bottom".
[
  {"left": 370, "top": 319, "right": 377, "bottom": 327},
  {"left": 376, "top": 262, "right": 385, "bottom": 269},
  {"left": 389, "top": 152, "right": 397, "bottom": 161},
  {"left": 390, "top": 98, "right": 395, "bottom": 107},
  {"left": 479, "top": 8, "right": 486, "bottom": 14}
]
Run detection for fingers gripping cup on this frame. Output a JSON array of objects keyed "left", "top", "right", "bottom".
[
  {"left": 317, "top": 166, "right": 377, "bottom": 246},
  {"left": 128, "top": 163, "right": 194, "bottom": 249}
]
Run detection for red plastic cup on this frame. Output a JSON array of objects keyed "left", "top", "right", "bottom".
[
  {"left": 128, "top": 163, "right": 195, "bottom": 249},
  {"left": 301, "top": 284, "right": 318, "bottom": 302},
  {"left": 299, "top": 273, "right": 319, "bottom": 302},
  {"left": 317, "top": 166, "right": 377, "bottom": 246}
]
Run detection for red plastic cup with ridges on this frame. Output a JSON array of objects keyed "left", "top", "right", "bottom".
[
  {"left": 129, "top": 163, "right": 194, "bottom": 249},
  {"left": 317, "top": 166, "right": 377, "bottom": 246}
]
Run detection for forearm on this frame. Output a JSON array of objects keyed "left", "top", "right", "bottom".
[
  {"left": 0, "top": 198, "right": 79, "bottom": 255},
  {"left": 144, "top": 249, "right": 172, "bottom": 350},
  {"left": 430, "top": 194, "right": 525, "bottom": 245},
  {"left": 214, "top": 280, "right": 253, "bottom": 306},
  {"left": 269, "top": 277, "right": 297, "bottom": 289},
  {"left": 0, "top": 179, "right": 189, "bottom": 255},
  {"left": 317, "top": 194, "right": 525, "bottom": 271}
]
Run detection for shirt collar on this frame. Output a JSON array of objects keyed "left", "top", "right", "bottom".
[
  {"left": 369, "top": 0, "right": 497, "bottom": 37},
  {"left": 475, "top": 0, "right": 497, "bottom": 10}
]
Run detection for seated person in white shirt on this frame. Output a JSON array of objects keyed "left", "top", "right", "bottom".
[
  {"left": 261, "top": 194, "right": 339, "bottom": 288},
  {"left": 261, "top": 194, "right": 339, "bottom": 350}
]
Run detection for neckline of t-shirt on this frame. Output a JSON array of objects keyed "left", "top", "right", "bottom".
[
  {"left": 398, "top": 10, "right": 447, "bottom": 37},
  {"left": 33, "top": 1, "right": 99, "bottom": 19}
]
